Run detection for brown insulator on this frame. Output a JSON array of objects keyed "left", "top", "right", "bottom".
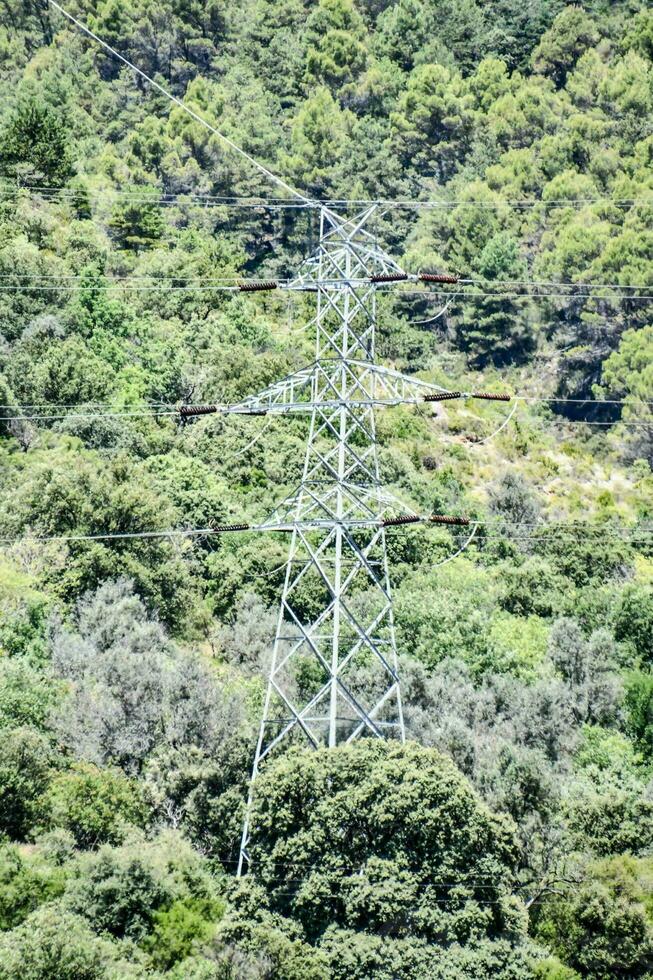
[
  {"left": 471, "top": 392, "right": 511, "bottom": 402},
  {"left": 179, "top": 404, "right": 218, "bottom": 417},
  {"left": 419, "top": 272, "right": 459, "bottom": 284},
  {"left": 429, "top": 514, "right": 470, "bottom": 526},
  {"left": 382, "top": 514, "right": 421, "bottom": 527},
  {"left": 424, "top": 392, "right": 462, "bottom": 402},
  {"left": 209, "top": 521, "right": 250, "bottom": 533},
  {"left": 238, "top": 280, "right": 278, "bottom": 292},
  {"left": 370, "top": 273, "right": 409, "bottom": 283}
]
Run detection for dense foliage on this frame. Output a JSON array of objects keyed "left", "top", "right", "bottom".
[{"left": 0, "top": 0, "right": 652, "bottom": 976}]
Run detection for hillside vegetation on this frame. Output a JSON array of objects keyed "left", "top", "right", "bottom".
[{"left": 0, "top": 1, "right": 652, "bottom": 978}]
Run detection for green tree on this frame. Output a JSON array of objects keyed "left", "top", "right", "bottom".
[
  {"left": 537, "top": 856, "right": 653, "bottom": 979},
  {"left": 488, "top": 471, "right": 541, "bottom": 533},
  {"left": 221, "top": 741, "right": 531, "bottom": 977},
  {"left": 531, "top": 959, "right": 581, "bottom": 980},
  {"left": 281, "top": 88, "right": 353, "bottom": 194},
  {"left": 458, "top": 232, "right": 536, "bottom": 365},
  {"left": 624, "top": 10, "right": 653, "bottom": 60},
  {"left": 64, "top": 832, "right": 222, "bottom": 945},
  {"left": 0, "top": 904, "right": 150, "bottom": 980},
  {"left": 374, "top": 0, "right": 438, "bottom": 71},
  {"left": 391, "top": 63, "right": 474, "bottom": 181},
  {"left": 612, "top": 583, "right": 653, "bottom": 663},
  {"left": 108, "top": 188, "right": 165, "bottom": 250},
  {"left": 565, "top": 760, "right": 653, "bottom": 857},
  {"left": 45, "top": 763, "right": 148, "bottom": 848},
  {"left": 0, "top": 845, "right": 65, "bottom": 930},
  {"left": 598, "top": 326, "right": 653, "bottom": 462},
  {"left": 0, "top": 98, "right": 74, "bottom": 186},
  {"left": 3, "top": 457, "right": 195, "bottom": 629},
  {"left": 0, "top": 728, "right": 55, "bottom": 841},
  {"left": 601, "top": 326, "right": 653, "bottom": 403},
  {"left": 625, "top": 671, "right": 653, "bottom": 759},
  {"left": 305, "top": 0, "right": 368, "bottom": 88},
  {"left": 144, "top": 897, "right": 224, "bottom": 970},
  {"left": 6, "top": 335, "right": 116, "bottom": 406},
  {"left": 531, "top": 7, "right": 600, "bottom": 87},
  {"left": 0, "top": 659, "right": 60, "bottom": 731},
  {"left": 533, "top": 526, "right": 634, "bottom": 589}
]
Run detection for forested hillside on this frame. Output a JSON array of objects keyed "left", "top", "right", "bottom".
[{"left": 0, "top": 1, "right": 652, "bottom": 977}]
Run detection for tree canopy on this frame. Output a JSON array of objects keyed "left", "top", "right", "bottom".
[{"left": 0, "top": 0, "right": 652, "bottom": 976}]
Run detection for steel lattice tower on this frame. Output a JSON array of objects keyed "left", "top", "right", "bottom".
[
  {"left": 238, "top": 206, "right": 417, "bottom": 872},
  {"left": 234, "top": 205, "right": 498, "bottom": 873}
]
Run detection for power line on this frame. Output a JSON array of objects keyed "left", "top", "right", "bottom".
[
  {"left": 215, "top": 854, "right": 530, "bottom": 880},
  {"left": 2, "top": 408, "right": 651, "bottom": 426},
  {"left": 0, "top": 283, "right": 241, "bottom": 292},
  {"left": 528, "top": 419, "right": 652, "bottom": 427},
  {"left": 336, "top": 197, "right": 653, "bottom": 210},
  {"left": 1, "top": 283, "right": 652, "bottom": 303},
  {"left": 1, "top": 522, "right": 651, "bottom": 546},
  {"left": 0, "top": 274, "right": 244, "bottom": 281},
  {"left": 2, "top": 183, "right": 311, "bottom": 207},
  {"left": 2, "top": 395, "right": 652, "bottom": 424},
  {"left": 0, "top": 402, "right": 174, "bottom": 409},
  {"left": 47, "top": 0, "right": 308, "bottom": 205},
  {"left": 0, "top": 410, "right": 176, "bottom": 421},
  {"left": 481, "top": 519, "right": 647, "bottom": 528},
  {"left": 0, "top": 527, "right": 213, "bottom": 544},
  {"left": 252, "top": 891, "right": 552, "bottom": 908},
  {"left": 404, "top": 288, "right": 653, "bottom": 302},
  {"left": 463, "top": 278, "right": 651, "bottom": 291},
  {"left": 1, "top": 273, "right": 651, "bottom": 292},
  {"left": 4, "top": 182, "right": 652, "bottom": 211},
  {"left": 1, "top": 394, "right": 650, "bottom": 410},
  {"left": 513, "top": 396, "right": 653, "bottom": 406}
]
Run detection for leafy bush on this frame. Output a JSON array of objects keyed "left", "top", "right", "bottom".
[
  {"left": 49, "top": 580, "right": 248, "bottom": 774},
  {"left": 536, "top": 857, "right": 653, "bottom": 980},
  {"left": 0, "top": 728, "right": 56, "bottom": 840},
  {"left": 0, "top": 904, "right": 150, "bottom": 980},
  {"left": 44, "top": 763, "right": 148, "bottom": 848},
  {"left": 0, "top": 844, "right": 64, "bottom": 930},
  {"left": 64, "top": 832, "right": 224, "bottom": 945}
]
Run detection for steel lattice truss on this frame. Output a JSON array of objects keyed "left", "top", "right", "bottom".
[
  {"left": 230, "top": 358, "right": 449, "bottom": 414},
  {"left": 238, "top": 206, "right": 424, "bottom": 873}
]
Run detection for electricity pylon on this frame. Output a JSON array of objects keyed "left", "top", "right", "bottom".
[{"left": 236, "top": 206, "right": 455, "bottom": 874}]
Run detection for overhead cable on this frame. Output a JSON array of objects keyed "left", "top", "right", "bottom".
[
  {"left": 2, "top": 404, "right": 651, "bottom": 425},
  {"left": 468, "top": 400, "right": 519, "bottom": 445},
  {"left": 5, "top": 182, "right": 652, "bottom": 210},
  {"left": 0, "top": 272, "right": 650, "bottom": 297},
  {"left": 1, "top": 520, "right": 651, "bottom": 546},
  {"left": 0, "top": 274, "right": 648, "bottom": 290}
]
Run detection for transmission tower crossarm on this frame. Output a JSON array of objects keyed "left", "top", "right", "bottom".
[
  {"left": 212, "top": 360, "right": 457, "bottom": 416},
  {"left": 179, "top": 369, "right": 511, "bottom": 418}
]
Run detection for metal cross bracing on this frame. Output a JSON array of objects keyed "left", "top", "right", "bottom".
[
  {"left": 230, "top": 358, "right": 451, "bottom": 414},
  {"left": 238, "top": 205, "right": 434, "bottom": 874}
]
